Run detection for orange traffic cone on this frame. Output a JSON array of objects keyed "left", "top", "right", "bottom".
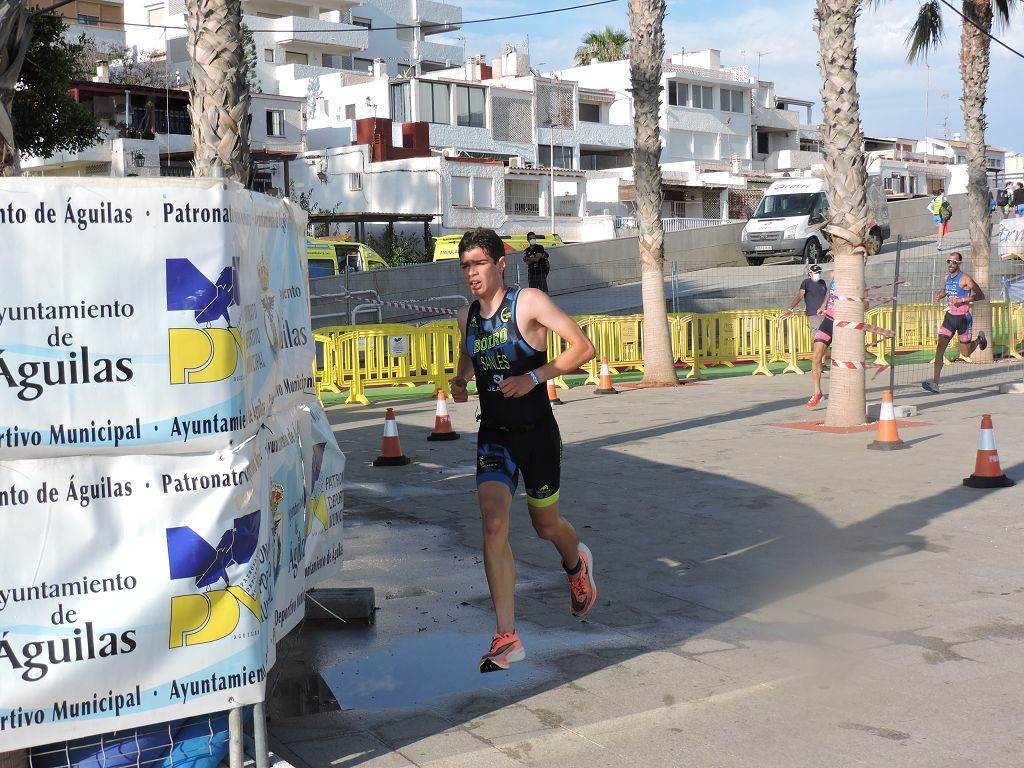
[
  {"left": 547, "top": 379, "right": 562, "bottom": 405},
  {"left": 594, "top": 358, "right": 618, "bottom": 395},
  {"left": 867, "top": 390, "right": 908, "bottom": 451},
  {"left": 427, "top": 390, "right": 460, "bottom": 441},
  {"left": 963, "top": 414, "right": 1014, "bottom": 488},
  {"left": 373, "top": 408, "right": 411, "bottom": 466}
]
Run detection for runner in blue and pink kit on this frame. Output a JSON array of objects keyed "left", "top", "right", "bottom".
[
  {"left": 922, "top": 251, "right": 987, "bottom": 394},
  {"left": 806, "top": 274, "right": 836, "bottom": 408}
]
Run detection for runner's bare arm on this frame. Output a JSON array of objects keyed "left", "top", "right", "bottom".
[
  {"left": 497, "top": 288, "right": 595, "bottom": 398},
  {"left": 450, "top": 305, "right": 474, "bottom": 402},
  {"left": 964, "top": 275, "right": 984, "bottom": 304}
]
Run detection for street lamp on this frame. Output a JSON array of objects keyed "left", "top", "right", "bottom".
[{"left": 132, "top": 151, "right": 145, "bottom": 168}]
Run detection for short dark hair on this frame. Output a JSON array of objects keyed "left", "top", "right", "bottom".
[
  {"left": 458, "top": 228, "right": 505, "bottom": 263},
  {"left": 949, "top": 251, "right": 963, "bottom": 262},
  {"left": 526, "top": 231, "right": 537, "bottom": 238}
]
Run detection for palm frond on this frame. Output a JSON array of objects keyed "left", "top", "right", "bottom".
[{"left": 905, "top": 0, "right": 943, "bottom": 63}]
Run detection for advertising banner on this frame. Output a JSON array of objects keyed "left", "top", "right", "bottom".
[
  {"left": 0, "top": 447, "right": 273, "bottom": 750},
  {"left": 0, "top": 178, "right": 312, "bottom": 458},
  {"left": 0, "top": 179, "right": 345, "bottom": 751},
  {"left": 997, "top": 217, "right": 1024, "bottom": 260}
]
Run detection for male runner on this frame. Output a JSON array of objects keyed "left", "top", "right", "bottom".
[
  {"left": 922, "top": 251, "right": 987, "bottom": 393},
  {"left": 806, "top": 271, "right": 836, "bottom": 409},
  {"left": 449, "top": 228, "right": 597, "bottom": 673}
]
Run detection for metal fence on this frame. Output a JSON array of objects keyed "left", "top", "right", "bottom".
[{"left": 614, "top": 217, "right": 743, "bottom": 236}]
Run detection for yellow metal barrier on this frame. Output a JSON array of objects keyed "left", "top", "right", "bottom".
[
  {"left": 313, "top": 301, "right": 1024, "bottom": 405},
  {"left": 576, "top": 315, "right": 646, "bottom": 384}
]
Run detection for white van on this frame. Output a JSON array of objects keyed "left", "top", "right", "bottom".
[{"left": 740, "top": 176, "right": 891, "bottom": 266}]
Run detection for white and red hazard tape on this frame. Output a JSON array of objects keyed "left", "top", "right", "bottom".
[
  {"left": 834, "top": 320, "right": 895, "bottom": 339},
  {"left": 835, "top": 294, "right": 897, "bottom": 304},
  {"left": 828, "top": 358, "right": 891, "bottom": 379},
  {"left": 366, "top": 299, "right": 459, "bottom": 316}
]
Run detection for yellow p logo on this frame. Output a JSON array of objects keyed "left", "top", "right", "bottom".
[
  {"left": 168, "top": 327, "right": 244, "bottom": 384},
  {"left": 168, "top": 586, "right": 262, "bottom": 648}
]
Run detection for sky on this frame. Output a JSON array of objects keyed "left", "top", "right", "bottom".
[{"left": 435, "top": 0, "right": 1023, "bottom": 152}]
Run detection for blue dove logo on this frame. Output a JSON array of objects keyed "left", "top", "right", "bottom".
[
  {"left": 165, "top": 510, "right": 264, "bottom": 648},
  {"left": 165, "top": 259, "right": 243, "bottom": 384}
]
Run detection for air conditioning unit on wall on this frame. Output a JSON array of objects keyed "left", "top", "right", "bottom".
[
  {"left": 441, "top": 147, "right": 459, "bottom": 157},
  {"left": 508, "top": 156, "right": 523, "bottom": 168}
]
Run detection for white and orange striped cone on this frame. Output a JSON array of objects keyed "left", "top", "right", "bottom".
[
  {"left": 594, "top": 358, "right": 618, "bottom": 395},
  {"left": 867, "top": 390, "right": 908, "bottom": 451},
  {"left": 547, "top": 379, "right": 563, "bottom": 405},
  {"left": 373, "top": 408, "right": 411, "bottom": 466},
  {"left": 963, "top": 414, "right": 1014, "bottom": 488},
  {"left": 427, "top": 390, "right": 460, "bottom": 441}
]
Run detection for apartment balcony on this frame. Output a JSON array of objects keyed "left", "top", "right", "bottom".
[
  {"left": 374, "top": 0, "right": 461, "bottom": 31},
  {"left": 243, "top": 0, "right": 360, "bottom": 15},
  {"left": 274, "top": 63, "right": 354, "bottom": 83},
  {"left": 575, "top": 122, "right": 633, "bottom": 151},
  {"left": 752, "top": 105, "right": 800, "bottom": 132},
  {"left": 418, "top": 39, "right": 464, "bottom": 66},
  {"left": 251, "top": 14, "right": 368, "bottom": 52}
]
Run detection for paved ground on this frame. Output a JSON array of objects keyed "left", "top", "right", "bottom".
[{"left": 266, "top": 354, "right": 1024, "bottom": 767}]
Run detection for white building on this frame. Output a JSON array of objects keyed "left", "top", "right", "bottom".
[
  {"left": 863, "top": 136, "right": 950, "bottom": 197},
  {"left": 122, "top": 0, "right": 462, "bottom": 93},
  {"left": 917, "top": 135, "right": 1006, "bottom": 192}
]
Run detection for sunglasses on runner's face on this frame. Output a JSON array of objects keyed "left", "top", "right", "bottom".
[{"left": 947, "top": 259, "right": 961, "bottom": 266}]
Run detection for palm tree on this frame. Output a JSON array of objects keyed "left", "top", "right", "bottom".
[
  {"left": 575, "top": 26, "right": 630, "bottom": 66},
  {"left": 816, "top": 0, "right": 869, "bottom": 426},
  {"left": 0, "top": 0, "right": 29, "bottom": 176},
  {"left": 186, "top": 0, "right": 250, "bottom": 182},
  {"left": 628, "top": 0, "right": 676, "bottom": 386},
  {"left": 887, "top": 0, "right": 1018, "bottom": 364}
]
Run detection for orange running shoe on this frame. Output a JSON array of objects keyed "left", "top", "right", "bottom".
[
  {"left": 567, "top": 543, "right": 597, "bottom": 617},
  {"left": 479, "top": 631, "right": 525, "bottom": 673},
  {"left": 805, "top": 392, "right": 823, "bottom": 408}
]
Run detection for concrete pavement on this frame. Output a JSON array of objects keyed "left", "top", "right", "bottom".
[{"left": 267, "top": 367, "right": 1024, "bottom": 767}]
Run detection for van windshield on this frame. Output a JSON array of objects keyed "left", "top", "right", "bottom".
[{"left": 752, "top": 193, "right": 819, "bottom": 219}]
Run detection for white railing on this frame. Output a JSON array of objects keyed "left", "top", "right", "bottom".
[
  {"left": 614, "top": 217, "right": 743, "bottom": 235},
  {"left": 505, "top": 195, "right": 540, "bottom": 216},
  {"left": 556, "top": 196, "right": 578, "bottom": 217}
]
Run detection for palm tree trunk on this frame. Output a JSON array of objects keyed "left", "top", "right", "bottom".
[
  {"left": 0, "top": 0, "right": 28, "bottom": 176},
  {"left": 816, "top": 0, "right": 867, "bottom": 426},
  {"left": 186, "top": 0, "right": 251, "bottom": 182},
  {"left": 628, "top": 0, "right": 676, "bottom": 386},
  {"left": 961, "top": 0, "right": 993, "bottom": 361}
]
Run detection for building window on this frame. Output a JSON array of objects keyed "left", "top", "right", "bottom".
[
  {"left": 721, "top": 89, "right": 745, "bottom": 113},
  {"left": 578, "top": 102, "right": 601, "bottom": 123},
  {"left": 419, "top": 81, "right": 450, "bottom": 124},
  {"left": 264, "top": 48, "right": 274, "bottom": 62},
  {"left": 721, "top": 133, "right": 746, "bottom": 159},
  {"left": 147, "top": 5, "right": 165, "bottom": 26},
  {"left": 757, "top": 132, "right": 770, "bottom": 155},
  {"left": 451, "top": 176, "right": 471, "bottom": 206},
  {"left": 667, "top": 82, "right": 688, "bottom": 107},
  {"left": 390, "top": 82, "right": 411, "bottom": 122},
  {"left": 266, "top": 110, "right": 285, "bottom": 137},
  {"left": 691, "top": 85, "right": 714, "bottom": 109},
  {"left": 284, "top": 51, "right": 308, "bottom": 65},
  {"left": 455, "top": 85, "right": 485, "bottom": 128},
  {"left": 473, "top": 177, "right": 493, "bottom": 208},
  {"left": 352, "top": 16, "right": 372, "bottom": 28},
  {"left": 349, "top": 173, "right": 362, "bottom": 191},
  {"left": 538, "top": 144, "right": 573, "bottom": 169},
  {"left": 354, "top": 57, "right": 373, "bottom": 73},
  {"left": 77, "top": 13, "right": 100, "bottom": 25},
  {"left": 693, "top": 131, "right": 717, "bottom": 158},
  {"left": 345, "top": 103, "right": 356, "bottom": 120}
]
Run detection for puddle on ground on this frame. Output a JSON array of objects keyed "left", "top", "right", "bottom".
[{"left": 320, "top": 629, "right": 614, "bottom": 711}]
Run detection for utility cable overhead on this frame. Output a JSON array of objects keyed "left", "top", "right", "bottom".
[
  {"left": 85, "top": 0, "right": 622, "bottom": 35},
  {"left": 936, "top": 0, "right": 1024, "bottom": 60}
]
